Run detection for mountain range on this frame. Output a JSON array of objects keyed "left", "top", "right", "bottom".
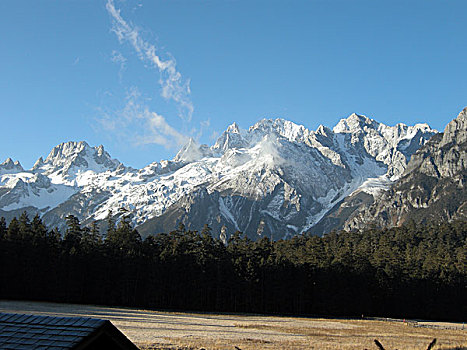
[{"left": 1, "top": 109, "right": 464, "bottom": 240}]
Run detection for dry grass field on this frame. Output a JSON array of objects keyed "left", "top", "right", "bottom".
[{"left": 0, "top": 300, "right": 465, "bottom": 349}]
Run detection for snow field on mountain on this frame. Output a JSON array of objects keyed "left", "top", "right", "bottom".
[{"left": 0, "top": 114, "right": 437, "bottom": 237}]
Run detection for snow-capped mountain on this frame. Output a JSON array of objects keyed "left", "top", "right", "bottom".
[
  {"left": 343, "top": 107, "right": 467, "bottom": 230},
  {"left": 32, "top": 141, "right": 124, "bottom": 183},
  {"left": 0, "top": 115, "right": 437, "bottom": 239}
]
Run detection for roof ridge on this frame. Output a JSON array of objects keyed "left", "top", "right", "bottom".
[{"left": 0, "top": 312, "right": 105, "bottom": 326}]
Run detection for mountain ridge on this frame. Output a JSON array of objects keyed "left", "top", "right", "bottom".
[
  {"left": 343, "top": 107, "right": 467, "bottom": 230},
  {"left": 0, "top": 113, "right": 439, "bottom": 239}
]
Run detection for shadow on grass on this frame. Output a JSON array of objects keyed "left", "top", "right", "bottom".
[{"left": 368, "top": 338, "right": 467, "bottom": 350}]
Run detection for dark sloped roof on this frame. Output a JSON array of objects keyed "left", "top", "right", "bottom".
[{"left": 0, "top": 312, "right": 138, "bottom": 349}]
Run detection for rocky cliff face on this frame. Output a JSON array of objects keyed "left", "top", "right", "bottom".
[
  {"left": 344, "top": 108, "right": 467, "bottom": 229},
  {"left": 0, "top": 114, "right": 437, "bottom": 239}
]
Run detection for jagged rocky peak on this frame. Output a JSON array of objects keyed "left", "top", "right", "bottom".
[
  {"left": 333, "top": 113, "right": 378, "bottom": 133},
  {"left": 174, "top": 138, "right": 213, "bottom": 163},
  {"left": 93, "top": 144, "right": 120, "bottom": 168},
  {"left": 96, "top": 144, "right": 105, "bottom": 156},
  {"left": 440, "top": 106, "right": 467, "bottom": 146},
  {"left": 215, "top": 118, "right": 317, "bottom": 153},
  {"left": 404, "top": 107, "right": 467, "bottom": 178},
  {"left": 213, "top": 122, "right": 248, "bottom": 152},
  {"left": 214, "top": 118, "right": 310, "bottom": 154},
  {"left": 315, "top": 124, "right": 332, "bottom": 136},
  {"left": 1, "top": 158, "right": 23, "bottom": 169},
  {"left": 0, "top": 158, "right": 23, "bottom": 174},
  {"left": 45, "top": 141, "right": 89, "bottom": 163},
  {"left": 226, "top": 122, "right": 241, "bottom": 134},
  {"left": 43, "top": 141, "right": 93, "bottom": 170},
  {"left": 310, "top": 124, "right": 335, "bottom": 149},
  {"left": 32, "top": 157, "right": 44, "bottom": 170},
  {"left": 249, "top": 118, "right": 310, "bottom": 143},
  {"left": 378, "top": 122, "right": 435, "bottom": 143},
  {"left": 39, "top": 141, "right": 121, "bottom": 175},
  {"left": 413, "top": 122, "right": 433, "bottom": 132}
]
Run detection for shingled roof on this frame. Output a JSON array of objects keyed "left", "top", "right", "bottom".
[{"left": 0, "top": 312, "right": 139, "bottom": 349}]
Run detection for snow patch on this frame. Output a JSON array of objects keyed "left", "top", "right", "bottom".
[
  {"left": 218, "top": 197, "right": 240, "bottom": 231},
  {"left": 356, "top": 176, "right": 393, "bottom": 196}
]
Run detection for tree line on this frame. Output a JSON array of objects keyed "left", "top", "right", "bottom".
[{"left": 0, "top": 212, "right": 465, "bottom": 321}]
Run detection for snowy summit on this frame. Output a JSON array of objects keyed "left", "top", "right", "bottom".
[{"left": 0, "top": 115, "right": 437, "bottom": 239}]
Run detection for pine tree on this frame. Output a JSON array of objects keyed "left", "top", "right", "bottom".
[
  {"left": 64, "top": 215, "right": 83, "bottom": 253},
  {"left": 107, "top": 216, "right": 142, "bottom": 255},
  {"left": 173, "top": 222, "right": 186, "bottom": 237},
  {"left": 6, "top": 217, "right": 20, "bottom": 241},
  {"left": 18, "top": 211, "right": 32, "bottom": 240},
  {"left": 31, "top": 214, "right": 47, "bottom": 240},
  {"left": 47, "top": 227, "right": 62, "bottom": 249},
  {"left": 80, "top": 227, "right": 93, "bottom": 253},
  {"left": 90, "top": 221, "right": 102, "bottom": 245},
  {"left": 0, "top": 217, "right": 6, "bottom": 239},
  {"left": 105, "top": 210, "right": 116, "bottom": 243}
]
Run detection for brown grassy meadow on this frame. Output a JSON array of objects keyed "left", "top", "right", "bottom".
[{"left": 0, "top": 300, "right": 465, "bottom": 349}]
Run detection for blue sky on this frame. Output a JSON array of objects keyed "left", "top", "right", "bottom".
[{"left": 1, "top": 0, "right": 466, "bottom": 169}]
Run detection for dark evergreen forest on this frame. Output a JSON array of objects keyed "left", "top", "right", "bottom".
[{"left": 0, "top": 212, "right": 465, "bottom": 321}]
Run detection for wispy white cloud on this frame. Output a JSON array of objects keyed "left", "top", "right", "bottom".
[
  {"left": 141, "top": 112, "right": 189, "bottom": 148},
  {"left": 210, "top": 130, "right": 220, "bottom": 142},
  {"left": 97, "top": 87, "right": 188, "bottom": 150},
  {"left": 111, "top": 50, "right": 127, "bottom": 80},
  {"left": 100, "top": 0, "right": 216, "bottom": 156},
  {"left": 192, "top": 119, "right": 211, "bottom": 140},
  {"left": 106, "top": 0, "right": 194, "bottom": 122},
  {"left": 111, "top": 50, "right": 127, "bottom": 67}
]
